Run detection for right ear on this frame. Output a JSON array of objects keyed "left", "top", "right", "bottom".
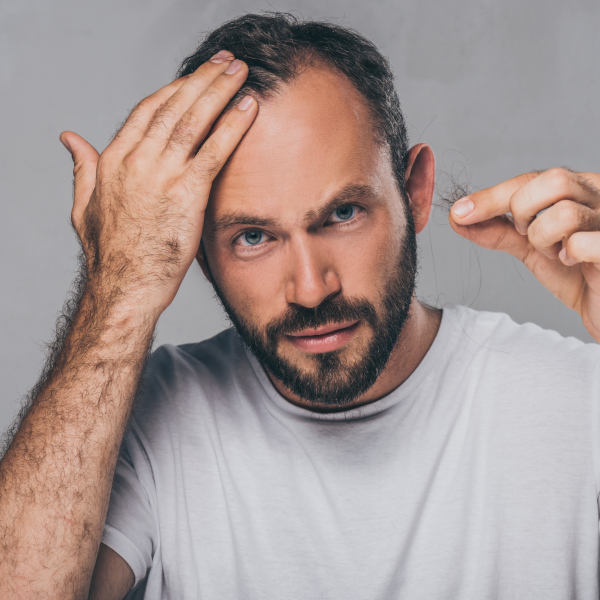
[
  {"left": 403, "top": 143, "right": 435, "bottom": 234},
  {"left": 195, "top": 241, "right": 212, "bottom": 282}
]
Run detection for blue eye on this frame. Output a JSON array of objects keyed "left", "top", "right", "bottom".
[
  {"left": 238, "top": 230, "right": 264, "bottom": 246},
  {"left": 329, "top": 204, "right": 357, "bottom": 223}
]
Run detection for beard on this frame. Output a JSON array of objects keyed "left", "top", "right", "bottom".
[{"left": 203, "top": 210, "right": 418, "bottom": 409}]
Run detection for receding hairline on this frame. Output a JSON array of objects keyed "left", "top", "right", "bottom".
[{"left": 221, "top": 56, "right": 390, "bottom": 151}]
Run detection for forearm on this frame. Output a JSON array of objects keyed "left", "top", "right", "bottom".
[{"left": 0, "top": 287, "right": 158, "bottom": 599}]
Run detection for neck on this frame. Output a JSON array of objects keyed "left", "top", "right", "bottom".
[{"left": 268, "top": 297, "right": 443, "bottom": 413}]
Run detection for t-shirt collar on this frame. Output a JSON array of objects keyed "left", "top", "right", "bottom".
[{"left": 243, "top": 306, "right": 456, "bottom": 422}]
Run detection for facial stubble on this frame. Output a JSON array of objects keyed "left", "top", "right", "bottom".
[{"left": 203, "top": 209, "right": 417, "bottom": 409}]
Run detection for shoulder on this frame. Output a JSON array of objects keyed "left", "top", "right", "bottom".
[
  {"left": 445, "top": 305, "right": 600, "bottom": 377},
  {"left": 147, "top": 327, "right": 246, "bottom": 387},
  {"left": 131, "top": 328, "right": 257, "bottom": 430}
]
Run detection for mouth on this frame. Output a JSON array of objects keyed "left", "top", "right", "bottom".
[{"left": 285, "top": 321, "right": 360, "bottom": 353}]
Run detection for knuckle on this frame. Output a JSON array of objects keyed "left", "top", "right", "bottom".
[
  {"left": 167, "top": 113, "right": 200, "bottom": 150},
  {"left": 567, "top": 234, "right": 586, "bottom": 255},
  {"left": 186, "top": 71, "right": 211, "bottom": 89},
  {"left": 122, "top": 148, "right": 145, "bottom": 169},
  {"left": 114, "top": 101, "right": 149, "bottom": 137},
  {"left": 199, "top": 87, "right": 223, "bottom": 106},
  {"left": 190, "top": 154, "right": 222, "bottom": 181},
  {"left": 527, "top": 216, "right": 545, "bottom": 241},
  {"left": 217, "top": 119, "right": 234, "bottom": 137},
  {"left": 146, "top": 104, "right": 178, "bottom": 138},
  {"left": 554, "top": 200, "right": 578, "bottom": 224},
  {"left": 136, "top": 96, "right": 155, "bottom": 111},
  {"left": 97, "top": 153, "right": 115, "bottom": 176},
  {"left": 191, "top": 161, "right": 220, "bottom": 181},
  {"left": 146, "top": 118, "right": 169, "bottom": 140},
  {"left": 199, "top": 138, "right": 223, "bottom": 165},
  {"left": 508, "top": 193, "right": 524, "bottom": 217},
  {"left": 545, "top": 167, "right": 573, "bottom": 191},
  {"left": 180, "top": 110, "right": 201, "bottom": 130}
]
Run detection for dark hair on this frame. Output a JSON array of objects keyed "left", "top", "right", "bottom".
[{"left": 177, "top": 12, "right": 410, "bottom": 199}]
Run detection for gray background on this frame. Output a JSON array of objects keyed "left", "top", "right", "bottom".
[{"left": 1, "top": 0, "right": 599, "bottom": 434}]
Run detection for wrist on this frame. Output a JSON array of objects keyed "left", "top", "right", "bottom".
[{"left": 80, "top": 282, "right": 164, "bottom": 329}]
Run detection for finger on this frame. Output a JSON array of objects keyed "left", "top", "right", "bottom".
[
  {"left": 108, "top": 75, "right": 191, "bottom": 152},
  {"left": 560, "top": 231, "right": 600, "bottom": 266},
  {"left": 184, "top": 95, "right": 257, "bottom": 187},
  {"left": 450, "top": 214, "right": 532, "bottom": 260},
  {"left": 527, "top": 200, "right": 600, "bottom": 258},
  {"left": 450, "top": 212, "right": 586, "bottom": 309},
  {"left": 450, "top": 172, "right": 539, "bottom": 225},
  {"left": 162, "top": 61, "right": 251, "bottom": 160},
  {"left": 142, "top": 52, "right": 247, "bottom": 148},
  {"left": 60, "top": 131, "right": 99, "bottom": 230},
  {"left": 510, "top": 168, "right": 600, "bottom": 235}
]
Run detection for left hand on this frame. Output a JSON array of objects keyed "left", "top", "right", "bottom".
[{"left": 449, "top": 168, "right": 600, "bottom": 342}]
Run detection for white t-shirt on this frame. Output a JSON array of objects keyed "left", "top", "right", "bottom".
[{"left": 102, "top": 306, "right": 600, "bottom": 599}]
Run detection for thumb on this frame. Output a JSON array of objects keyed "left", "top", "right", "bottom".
[
  {"left": 59, "top": 131, "right": 99, "bottom": 230},
  {"left": 449, "top": 213, "right": 532, "bottom": 261}
]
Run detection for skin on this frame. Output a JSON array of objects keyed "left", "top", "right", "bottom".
[
  {"left": 450, "top": 169, "right": 600, "bottom": 342},
  {"left": 0, "top": 51, "right": 258, "bottom": 600},
  {"left": 0, "top": 48, "right": 598, "bottom": 600},
  {"left": 200, "top": 66, "right": 440, "bottom": 412}
]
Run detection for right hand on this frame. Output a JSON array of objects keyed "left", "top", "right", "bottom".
[{"left": 59, "top": 51, "right": 257, "bottom": 315}]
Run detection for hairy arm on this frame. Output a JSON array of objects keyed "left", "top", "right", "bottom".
[
  {"left": 0, "top": 50, "right": 257, "bottom": 599},
  {"left": 0, "top": 286, "right": 157, "bottom": 598},
  {"left": 88, "top": 544, "right": 135, "bottom": 600}
]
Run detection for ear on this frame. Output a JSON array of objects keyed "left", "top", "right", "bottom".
[
  {"left": 195, "top": 243, "right": 212, "bottom": 282},
  {"left": 404, "top": 143, "right": 435, "bottom": 234}
]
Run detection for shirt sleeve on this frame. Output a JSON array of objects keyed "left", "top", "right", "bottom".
[{"left": 101, "top": 423, "right": 157, "bottom": 590}]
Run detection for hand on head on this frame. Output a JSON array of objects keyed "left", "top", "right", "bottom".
[{"left": 59, "top": 50, "right": 257, "bottom": 315}]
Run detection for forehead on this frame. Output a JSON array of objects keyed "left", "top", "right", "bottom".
[{"left": 207, "top": 66, "right": 391, "bottom": 222}]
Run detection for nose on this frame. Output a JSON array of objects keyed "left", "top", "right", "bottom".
[{"left": 284, "top": 238, "right": 341, "bottom": 308}]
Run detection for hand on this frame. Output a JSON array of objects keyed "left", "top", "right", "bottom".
[
  {"left": 449, "top": 168, "right": 600, "bottom": 342},
  {"left": 59, "top": 51, "right": 257, "bottom": 315}
]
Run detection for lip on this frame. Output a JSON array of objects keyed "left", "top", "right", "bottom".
[
  {"left": 285, "top": 321, "right": 360, "bottom": 353},
  {"left": 289, "top": 320, "right": 359, "bottom": 337}
]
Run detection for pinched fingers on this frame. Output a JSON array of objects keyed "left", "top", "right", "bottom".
[
  {"left": 527, "top": 200, "right": 600, "bottom": 258},
  {"left": 450, "top": 172, "right": 538, "bottom": 224},
  {"left": 450, "top": 169, "right": 600, "bottom": 230},
  {"left": 560, "top": 232, "right": 600, "bottom": 267},
  {"left": 510, "top": 168, "right": 600, "bottom": 235}
]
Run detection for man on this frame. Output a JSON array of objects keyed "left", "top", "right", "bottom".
[{"left": 1, "top": 12, "right": 600, "bottom": 600}]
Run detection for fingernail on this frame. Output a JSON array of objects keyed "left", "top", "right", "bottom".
[
  {"left": 210, "top": 50, "right": 233, "bottom": 64},
  {"left": 559, "top": 248, "right": 567, "bottom": 261},
  {"left": 515, "top": 222, "right": 527, "bottom": 235},
  {"left": 452, "top": 198, "right": 474, "bottom": 218},
  {"left": 237, "top": 95, "right": 254, "bottom": 111},
  {"left": 225, "top": 59, "right": 242, "bottom": 75},
  {"left": 559, "top": 247, "right": 576, "bottom": 265},
  {"left": 60, "top": 137, "right": 72, "bottom": 154}
]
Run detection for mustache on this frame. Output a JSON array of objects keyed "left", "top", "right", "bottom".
[{"left": 265, "top": 295, "right": 379, "bottom": 342}]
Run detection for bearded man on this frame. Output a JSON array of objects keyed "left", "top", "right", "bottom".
[{"left": 2, "top": 13, "right": 600, "bottom": 600}]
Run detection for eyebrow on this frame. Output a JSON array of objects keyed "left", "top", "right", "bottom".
[{"left": 210, "top": 184, "right": 377, "bottom": 235}]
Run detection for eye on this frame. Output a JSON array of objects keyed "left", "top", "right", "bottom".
[
  {"left": 327, "top": 204, "right": 360, "bottom": 223},
  {"left": 236, "top": 230, "right": 266, "bottom": 246}
]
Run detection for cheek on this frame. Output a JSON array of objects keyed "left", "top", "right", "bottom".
[
  {"left": 331, "top": 213, "right": 406, "bottom": 293},
  {"left": 205, "top": 211, "right": 405, "bottom": 321},
  {"left": 207, "top": 244, "right": 289, "bottom": 326}
]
